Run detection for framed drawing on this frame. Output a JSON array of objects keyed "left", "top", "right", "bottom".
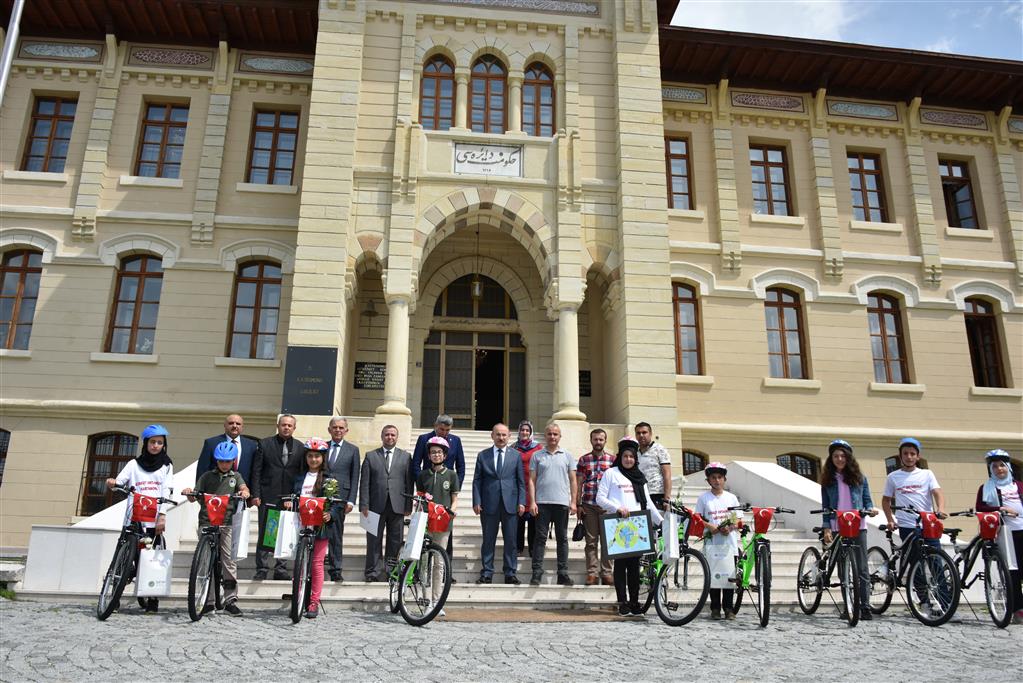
[{"left": 599, "top": 510, "right": 655, "bottom": 559}]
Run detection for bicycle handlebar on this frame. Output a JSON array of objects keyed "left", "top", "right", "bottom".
[
  {"left": 278, "top": 494, "right": 348, "bottom": 506},
  {"left": 727, "top": 504, "right": 795, "bottom": 514},
  {"left": 949, "top": 509, "right": 975, "bottom": 517},
  {"left": 111, "top": 485, "right": 177, "bottom": 506},
  {"left": 810, "top": 507, "right": 874, "bottom": 516}
]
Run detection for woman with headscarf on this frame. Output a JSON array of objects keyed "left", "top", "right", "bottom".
[
  {"left": 513, "top": 420, "right": 543, "bottom": 557},
  {"left": 596, "top": 437, "right": 662, "bottom": 616},
  {"left": 975, "top": 449, "right": 1023, "bottom": 624}
]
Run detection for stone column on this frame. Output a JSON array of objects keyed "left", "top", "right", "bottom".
[
  {"left": 454, "top": 68, "right": 469, "bottom": 130},
  {"left": 552, "top": 303, "right": 585, "bottom": 421},
  {"left": 508, "top": 75, "right": 523, "bottom": 134},
  {"left": 377, "top": 294, "right": 412, "bottom": 416}
]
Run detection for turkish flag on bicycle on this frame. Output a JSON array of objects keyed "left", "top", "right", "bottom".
[
  {"left": 203, "top": 494, "right": 231, "bottom": 527},
  {"left": 298, "top": 496, "right": 326, "bottom": 527},
  {"left": 131, "top": 493, "right": 159, "bottom": 523},
  {"left": 426, "top": 502, "right": 451, "bottom": 533}
]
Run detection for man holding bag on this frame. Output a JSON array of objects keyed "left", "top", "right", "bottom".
[{"left": 252, "top": 414, "right": 305, "bottom": 580}]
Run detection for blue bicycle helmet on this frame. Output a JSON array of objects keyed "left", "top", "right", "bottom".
[
  {"left": 898, "top": 437, "right": 922, "bottom": 453},
  {"left": 214, "top": 441, "right": 238, "bottom": 461},
  {"left": 985, "top": 449, "right": 1011, "bottom": 463},
  {"left": 141, "top": 424, "right": 169, "bottom": 440},
  {"left": 828, "top": 439, "right": 853, "bottom": 455}
]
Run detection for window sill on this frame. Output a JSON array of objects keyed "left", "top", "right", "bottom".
[
  {"left": 750, "top": 213, "right": 806, "bottom": 228},
  {"left": 945, "top": 227, "right": 992, "bottom": 240},
  {"left": 676, "top": 374, "right": 714, "bottom": 386},
  {"left": 668, "top": 208, "right": 706, "bottom": 221},
  {"left": 762, "top": 377, "right": 821, "bottom": 390},
  {"left": 868, "top": 381, "right": 926, "bottom": 395},
  {"left": 235, "top": 182, "right": 299, "bottom": 195},
  {"left": 214, "top": 356, "right": 282, "bottom": 368},
  {"left": 0, "top": 349, "right": 31, "bottom": 358},
  {"left": 969, "top": 386, "right": 1022, "bottom": 399},
  {"left": 118, "top": 175, "right": 183, "bottom": 189},
  {"left": 850, "top": 219, "right": 903, "bottom": 234},
  {"left": 2, "top": 169, "right": 69, "bottom": 184},
  {"left": 90, "top": 352, "right": 159, "bottom": 364}
]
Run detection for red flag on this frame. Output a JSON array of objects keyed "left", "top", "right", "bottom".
[
  {"left": 298, "top": 496, "right": 326, "bottom": 527},
  {"left": 427, "top": 501, "right": 451, "bottom": 533},
  {"left": 131, "top": 493, "right": 159, "bottom": 523},
  {"left": 204, "top": 494, "right": 230, "bottom": 527},
  {"left": 977, "top": 511, "right": 1001, "bottom": 541}
]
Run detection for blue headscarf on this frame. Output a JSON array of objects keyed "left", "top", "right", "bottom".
[{"left": 982, "top": 459, "right": 1014, "bottom": 507}]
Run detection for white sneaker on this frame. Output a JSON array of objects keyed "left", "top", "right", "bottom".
[{"left": 438, "top": 608, "right": 446, "bottom": 617}]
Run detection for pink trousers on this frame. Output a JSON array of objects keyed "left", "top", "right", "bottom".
[{"left": 309, "top": 538, "right": 329, "bottom": 609}]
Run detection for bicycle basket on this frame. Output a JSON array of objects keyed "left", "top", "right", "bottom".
[
  {"left": 977, "top": 511, "right": 1001, "bottom": 541},
  {"left": 753, "top": 507, "right": 774, "bottom": 534},
  {"left": 919, "top": 511, "right": 944, "bottom": 540},
  {"left": 687, "top": 512, "right": 706, "bottom": 538},
  {"left": 298, "top": 496, "right": 326, "bottom": 527},
  {"left": 837, "top": 510, "right": 862, "bottom": 539},
  {"left": 427, "top": 501, "right": 452, "bottom": 533},
  {"left": 204, "top": 494, "right": 230, "bottom": 527},
  {"left": 131, "top": 493, "right": 159, "bottom": 523}
]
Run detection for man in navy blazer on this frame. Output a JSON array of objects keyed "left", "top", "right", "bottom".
[
  {"left": 472, "top": 423, "right": 525, "bottom": 584},
  {"left": 196, "top": 414, "right": 260, "bottom": 484},
  {"left": 410, "top": 414, "right": 465, "bottom": 485}
]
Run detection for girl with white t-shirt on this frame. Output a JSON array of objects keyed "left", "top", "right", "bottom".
[
  {"left": 694, "top": 462, "right": 740, "bottom": 620},
  {"left": 975, "top": 449, "right": 1023, "bottom": 624}
]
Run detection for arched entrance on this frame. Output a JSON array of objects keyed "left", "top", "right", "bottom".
[{"left": 420, "top": 274, "right": 526, "bottom": 429}]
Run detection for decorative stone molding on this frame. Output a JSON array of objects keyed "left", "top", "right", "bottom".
[
  {"left": 18, "top": 39, "right": 103, "bottom": 63},
  {"left": 220, "top": 239, "right": 296, "bottom": 274},
  {"left": 237, "top": 52, "right": 315, "bottom": 76},
  {"left": 948, "top": 280, "right": 1017, "bottom": 313},
  {"left": 850, "top": 275, "right": 920, "bottom": 307},
  {"left": 126, "top": 44, "right": 214, "bottom": 70},
  {"left": 826, "top": 99, "right": 898, "bottom": 121},
  {"left": 417, "top": 254, "right": 535, "bottom": 316},
  {"left": 98, "top": 233, "right": 180, "bottom": 269},
  {"left": 0, "top": 228, "right": 59, "bottom": 263},
  {"left": 750, "top": 268, "right": 820, "bottom": 301},
  {"left": 919, "top": 108, "right": 987, "bottom": 130},
  {"left": 662, "top": 86, "right": 708, "bottom": 104},
  {"left": 421, "top": 0, "right": 599, "bottom": 16},
  {"left": 670, "top": 262, "right": 717, "bottom": 296},
  {"left": 731, "top": 91, "right": 804, "bottom": 113}
]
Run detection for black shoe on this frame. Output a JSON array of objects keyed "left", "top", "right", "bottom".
[
  {"left": 201, "top": 604, "right": 215, "bottom": 615},
  {"left": 529, "top": 575, "right": 542, "bottom": 586},
  {"left": 617, "top": 603, "right": 630, "bottom": 616},
  {"left": 450, "top": 577, "right": 457, "bottom": 585},
  {"left": 304, "top": 606, "right": 318, "bottom": 619},
  {"left": 143, "top": 598, "right": 159, "bottom": 613},
  {"left": 272, "top": 572, "right": 291, "bottom": 581},
  {"left": 556, "top": 575, "right": 574, "bottom": 586},
  {"left": 252, "top": 571, "right": 268, "bottom": 581},
  {"left": 504, "top": 575, "right": 521, "bottom": 585},
  {"left": 628, "top": 603, "right": 643, "bottom": 616},
  {"left": 224, "top": 603, "right": 242, "bottom": 617},
  {"left": 332, "top": 575, "right": 344, "bottom": 584},
  {"left": 476, "top": 576, "right": 492, "bottom": 584},
  {"left": 860, "top": 609, "right": 873, "bottom": 621}
]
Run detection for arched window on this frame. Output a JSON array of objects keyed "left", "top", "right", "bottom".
[
  {"left": 764, "top": 287, "right": 808, "bottom": 379},
  {"left": 433, "top": 275, "right": 517, "bottom": 319},
  {"left": 470, "top": 55, "right": 507, "bottom": 134},
  {"left": 81, "top": 432, "right": 138, "bottom": 515},
  {"left": 673, "top": 283, "right": 702, "bottom": 375},
  {"left": 867, "top": 292, "right": 908, "bottom": 383},
  {"left": 0, "top": 429, "right": 9, "bottom": 487},
  {"left": 777, "top": 453, "right": 820, "bottom": 481},
  {"left": 106, "top": 255, "right": 163, "bottom": 354},
  {"left": 1, "top": 249, "right": 43, "bottom": 350},
  {"left": 228, "top": 260, "right": 282, "bottom": 359},
  {"left": 420, "top": 56, "right": 455, "bottom": 131},
  {"left": 683, "top": 450, "right": 708, "bottom": 476},
  {"left": 964, "top": 297, "right": 1005, "bottom": 388},
  {"left": 522, "top": 62, "right": 554, "bottom": 137}
]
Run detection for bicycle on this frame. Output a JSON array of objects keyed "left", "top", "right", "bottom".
[
  {"left": 651, "top": 502, "right": 710, "bottom": 626},
  {"left": 945, "top": 508, "right": 1015, "bottom": 628},
  {"left": 282, "top": 493, "right": 347, "bottom": 623},
  {"left": 728, "top": 503, "right": 794, "bottom": 627},
  {"left": 184, "top": 491, "right": 245, "bottom": 622},
  {"left": 866, "top": 505, "right": 961, "bottom": 626},
  {"left": 96, "top": 486, "right": 177, "bottom": 620},
  {"left": 797, "top": 508, "right": 874, "bottom": 626},
  {"left": 391, "top": 492, "right": 453, "bottom": 626}
]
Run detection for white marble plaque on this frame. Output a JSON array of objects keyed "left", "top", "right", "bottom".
[{"left": 453, "top": 143, "right": 522, "bottom": 177}]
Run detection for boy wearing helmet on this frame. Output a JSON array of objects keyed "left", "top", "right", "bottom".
[
  {"left": 695, "top": 462, "right": 740, "bottom": 619},
  {"left": 182, "top": 440, "right": 251, "bottom": 616},
  {"left": 881, "top": 437, "right": 946, "bottom": 535}
]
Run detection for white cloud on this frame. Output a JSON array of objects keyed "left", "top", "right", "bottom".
[
  {"left": 922, "top": 36, "right": 956, "bottom": 53},
  {"left": 671, "top": 0, "right": 864, "bottom": 42}
]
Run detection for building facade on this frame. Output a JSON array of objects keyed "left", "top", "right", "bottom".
[{"left": 0, "top": 0, "right": 1020, "bottom": 548}]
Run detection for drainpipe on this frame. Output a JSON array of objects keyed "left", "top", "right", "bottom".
[{"left": 0, "top": 0, "right": 26, "bottom": 109}]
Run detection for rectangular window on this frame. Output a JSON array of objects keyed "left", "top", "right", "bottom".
[
  {"left": 848, "top": 152, "right": 888, "bottom": 223},
  {"left": 247, "top": 110, "right": 299, "bottom": 185},
  {"left": 134, "top": 102, "right": 189, "bottom": 178},
  {"left": 672, "top": 283, "right": 702, "bottom": 374},
  {"left": 106, "top": 256, "right": 163, "bottom": 354},
  {"left": 665, "top": 137, "right": 693, "bottom": 210},
  {"left": 867, "top": 293, "right": 908, "bottom": 383},
  {"left": 21, "top": 96, "right": 77, "bottom": 173},
  {"left": 964, "top": 298, "right": 1005, "bottom": 387},
  {"left": 939, "top": 159, "right": 979, "bottom": 229},
  {"left": 228, "top": 261, "right": 282, "bottom": 360},
  {"left": 764, "top": 287, "right": 807, "bottom": 379},
  {"left": 750, "top": 144, "right": 791, "bottom": 216}
]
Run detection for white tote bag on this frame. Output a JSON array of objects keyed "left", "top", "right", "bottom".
[
  {"left": 232, "top": 504, "right": 252, "bottom": 560},
  {"left": 399, "top": 509, "right": 428, "bottom": 561},
  {"left": 661, "top": 512, "right": 680, "bottom": 561},
  {"left": 135, "top": 548, "right": 174, "bottom": 597},
  {"left": 704, "top": 541, "right": 736, "bottom": 589},
  {"left": 998, "top": 523, "right": 1018, "bottom": 571},
  {"left": 273, "top": 510, "right": 300, "bottom": 560}
]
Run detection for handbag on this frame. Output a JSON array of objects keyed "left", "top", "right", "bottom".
[
  {"left": 273, "top": 510, "right": 300, "bottom": 560},
  {"left": 661, "top": 512, "right": 680, "bottom": 561},
  {"left": 399, "top": 509, "right": 428, "bottom": 560},
  {"left": 232, "top": 504, "right": 252, "bottom": 560},
  {"left": 135, "top": 548, "right": 173, "bottom": 597},
  {"left": 572, "top": 521, "right": 585, "bottom": 542}
]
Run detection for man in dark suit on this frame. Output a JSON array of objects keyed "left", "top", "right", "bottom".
[
  {"left": 197, "top": 414, "right": 260, "bottom": 484},
  {"left": 251, "top": 414, "right": 305, "bottom": 580},
  {"left": 472, "top": 422, "right": 526, "bottom": 584},
  {"left": 359, "top": 424, "right": 413, "bottom": 581},
  {"left": 324, "top": 416, "right": 360, "bottom": 583}
]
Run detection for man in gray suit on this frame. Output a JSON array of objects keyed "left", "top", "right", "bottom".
[
  {"left": 472, "top": 423, "right": 526, "bottom": 584},
  {"left": 359, "top": 424, "right": 412, "bottom": 582},
  {"left": 325, "top": 416, "right": 360, "bottom": 583}
]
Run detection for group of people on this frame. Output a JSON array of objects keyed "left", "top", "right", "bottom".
[{"left": 105, "top": 414, "right": 1022, "bottom": 624}]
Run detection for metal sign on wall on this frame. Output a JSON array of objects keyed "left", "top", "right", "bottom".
[
  {"left": 281, "top": 346, "right": 337, "bottom": 415},
  {"left": 453, "top": 143, "right": 522, "bottom": 177}
]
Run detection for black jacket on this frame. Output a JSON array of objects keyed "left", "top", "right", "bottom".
[{"left": 252, "top": 435, "right": 305, "bottom": 501}]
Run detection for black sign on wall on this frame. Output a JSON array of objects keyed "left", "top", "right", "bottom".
[
  {"left": 353, "top": 361, "right": 386, "bottom": 390},
  {"left": 281, "top": 346, "right": 337, "bottom": 415},
  {"left": 579, "top": 370, "right": 592, "bottom": 398}
]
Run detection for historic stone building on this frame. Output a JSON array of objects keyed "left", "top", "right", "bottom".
[{"left": 0, "top": 0, "right": 1020, "bottom": 548}]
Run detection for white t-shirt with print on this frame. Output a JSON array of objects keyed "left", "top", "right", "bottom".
[
  {"left": 114, "top": 460, "right": 174, "bottom": 528},
  {"left": 997, "top": 482, "right": 1023, "bottom": 532},
  {"left": 695, "top": 490, "right": 740, "bottom": 553},
  {"left": 301, "top": 472, "right": 318, "bottom": 497},
  {"left": 883, "top": 468, "right": 940, "bottom": 528}
]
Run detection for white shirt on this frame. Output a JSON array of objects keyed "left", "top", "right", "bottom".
[
  {"left": 114, "top": 460, "right": 174, "bottom": 527},
  {"left": 637, "top": 442, "right": 671, "bottom": 495},
  {"left": 301, "top": 472, "right": 318, "bottom": 497},
  {"left": 595, "top": 467, "right": 663, "bottom": 525},
  {"left": 997, "top": 482, "right": 1023, "bottom": 532},
  {"left": 695, "top": 489, "right": 741, "bottom": 553},
  {"left": 884, "top": 468, "right": 941, "bottom": 528}
]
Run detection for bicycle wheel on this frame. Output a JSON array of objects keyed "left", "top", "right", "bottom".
[
  {"left": 983, "top": 548, "right": 1013, "bottom": 629},
  {"left": 839, "top": 549, "right": 860, "bottom": 627},
  {"left": 187, "top": 536, "right": 216, "bottom": 622},
  {"left": 290, "top": 539, "right": 311, "bottom": 623},
  {"left": 388, "top": 563, "right": 403, "bottom": 614},
  {"left": 97, "top": 538, "right": 135, "bottom": 620},
  {"left": 796, "top": 546, "right": 823, "bottom": 615},
  {"left": 398, "top": 546, "right": 451, "bottom": 626},
  {"left": 654, "top": 548, "right": 710, "bottom": 626},
  {"left": 752, "top": 543, "right": 771, "bottom": 627},
  {"left": 866, "top": 546, "right": 893, "bottom": 614},
  {"left": 905, "top": 547, "right": 960, "bottom": 627},
  {"left": 634, "top": 556, "right": 658, "bottom": 615}
]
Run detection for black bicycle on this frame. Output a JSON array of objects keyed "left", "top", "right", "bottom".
[
  {"left": 653, "top": 502, "right": 710, "bottom": 626},
  {"left": 946, "top": 508, "right": 1015, "bottom": 628},
  {"left": 96, "top": 486, "right": 176, "bottom": 620},
  {"left": 798, "top": 508, "right": 874, "bottom": 626},
  {"left": 185, "top": 492, "right": 245, "bottom": 622},
  {"left": 282, "top": 494, "right": 347, "bottom": 623}
]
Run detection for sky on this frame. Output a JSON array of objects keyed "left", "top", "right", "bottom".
[{"left": 670, "top": 0, "right": 1023, "bottom": 60}]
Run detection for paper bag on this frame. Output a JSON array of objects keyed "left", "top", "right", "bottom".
[
  {"left": 262, "top": 508, "right": 281, "bottom": 548},
  {"left": 399, "top": 509, "right": 428, "bottom": 560},
  {"left": 661, "top": 512, "right": 680, "bottom": 561},
  {"left": 135, "top": 548, "right": 173, "bottom": 597},
  {"left": 232, "top": 504, "right": 251, "bottom": 560},
  {"left": 998, "top": 522, "right": 1018, "bottom": 571},
  {"left": 704, "top": 542, "right": 736, "bottom": 589},
  {"left": 273, "top": 510, "right": 300, "bottom": 560}
]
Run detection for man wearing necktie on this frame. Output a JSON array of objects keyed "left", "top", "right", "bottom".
[
  {"left": 359, "top": 424, "right": 413, "bottom": 581},
  {"left": 197, "top": 414, "right": 259, "bottom": 484},
  {"left": 472, "top": 423, "right": 526, "bottom": 584},
  {"left": 324, "top": 417, "right": 360, "bottom": 583},
  {"left": 252, "top": 414, "right": 305, "bottom": 580}
]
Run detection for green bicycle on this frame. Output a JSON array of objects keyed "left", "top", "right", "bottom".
[
  {"left": 387, "top": 492, "right": 453, "bottom": 626},
  {"left": 728, "top": 503, "right": 795, "bottom": 627}
]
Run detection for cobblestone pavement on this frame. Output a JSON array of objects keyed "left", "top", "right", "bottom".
[{"left": 0, "top": 599, "right": 1009, "bottom": 682}]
